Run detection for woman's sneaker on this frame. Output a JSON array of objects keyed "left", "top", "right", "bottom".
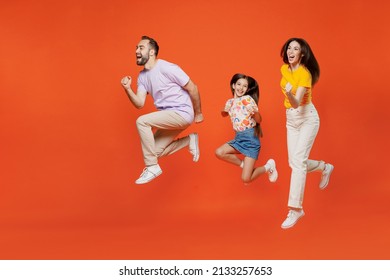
[
  {"left": 281, "top": 209, "right": 305, "bottom": 229},
  {"left": 319, "top": 163, "right": 334, "bottom": 189}
]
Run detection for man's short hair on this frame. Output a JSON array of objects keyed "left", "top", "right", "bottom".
[{"left": 141, "top": 35, "right": 159, "bottom": 56}]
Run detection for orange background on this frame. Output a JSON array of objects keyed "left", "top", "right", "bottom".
[{"left": 1, "top": 0, "right": 389, "bottom": 259}]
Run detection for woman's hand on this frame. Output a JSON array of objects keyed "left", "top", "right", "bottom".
[{"left": 285, "top": 82, "right": 293, "bottom": 93}]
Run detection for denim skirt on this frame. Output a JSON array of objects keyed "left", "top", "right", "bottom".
[{"left": 228, "top": 127, "right": 261, "bottom": 159}]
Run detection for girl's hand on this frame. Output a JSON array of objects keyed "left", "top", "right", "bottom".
[
  {"left": 221, "top": 111, "right": 229, "bottom": 117},
  {"left": 224, "top": 104, "right": 231, "bottom": 112},
  {"left": 248, "top": 105, "right": 257, "bottom": 115},
  {"left": 252, "top": 111, "right": 262, "bottom": 124}
]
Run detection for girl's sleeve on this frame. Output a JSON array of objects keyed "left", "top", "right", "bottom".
[
  {"left": 224, "top": 99, "right": 233, "bottom": 112},
  {"left": 246, "top": 96, "right": 258, "bottom": 113}
]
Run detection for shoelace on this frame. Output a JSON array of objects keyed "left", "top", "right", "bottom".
[
  {"left": 140, "top": 167, "right": 160, "bottom": 178},
  {"left": 139, "top": 168, "right": 150, "bottom": 178},
  {"left": 287, "top": 210, "right": 297, "bottom": 218}
]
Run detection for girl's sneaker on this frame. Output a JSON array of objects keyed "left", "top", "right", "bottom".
[{"left": 266, "top": 159, "right": 278, "bottom": 183}]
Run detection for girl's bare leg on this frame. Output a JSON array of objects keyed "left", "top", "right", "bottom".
[
  {"left": 215, "top": 143, "right": 242, "bottom": 166},
  {"left": 241, "top": 157, "right": 267, "bottom": 184}
]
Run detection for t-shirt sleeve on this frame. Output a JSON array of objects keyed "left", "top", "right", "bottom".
[
  {"left": 280, "top": 65, "right": 289, "bottom": 92},
  {"left": 250, "top": 97, "right": 259, "bottom": 112},
  {"left": 164, "top": 63, "right": 190, "bottom": 87},
  {"left": 246, "top": 96, "right": 258, "bottom": 113},
  {"left": 137, "top": 74, "right": 147, "bottom": 94},
  {"left": 224, "top": 99, "right": 233, "bottom": 111},
  {"left": 298, "top": 68, "right": 312, "bottom": 88}
]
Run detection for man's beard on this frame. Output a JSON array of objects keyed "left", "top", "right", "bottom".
[{"left": 136, "top": 54, "right": 149, "bottom": 66}]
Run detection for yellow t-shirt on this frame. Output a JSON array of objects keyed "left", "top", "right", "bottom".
[{"left": 280, "top": 64, "right": 312, "bottom": 109}]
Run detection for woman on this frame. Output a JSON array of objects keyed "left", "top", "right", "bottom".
[
  {"left": 279, "top": 38, "right": 334, "bottom": 229},
  {"left": 215, "top": 73, "right": 278, "bottom": 185}
]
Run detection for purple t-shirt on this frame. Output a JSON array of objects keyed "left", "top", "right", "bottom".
[{"left": 137, "top": 59, "right": 194, "bottom": 123}]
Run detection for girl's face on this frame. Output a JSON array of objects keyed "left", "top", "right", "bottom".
[
  {"left": 232, "top": 78, "right": 248, "bottom": 97},
  {"left": 286, "top": 40, "right": 303, "bottom": 68}
]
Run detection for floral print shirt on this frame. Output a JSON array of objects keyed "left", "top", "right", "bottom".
[{"left": 224, "top": 95, "right": 258, "bottom": 132}]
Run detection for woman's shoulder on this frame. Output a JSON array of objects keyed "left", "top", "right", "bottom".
[
  {"left": 281, "top": 64, "right": 289, "bottom": 72},
  {"left": 298, "top": 65, "right": 310, "bottom": 74}
]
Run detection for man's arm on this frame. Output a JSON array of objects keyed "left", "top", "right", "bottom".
[
  {"left": 121, "top": 76, "right": 147, "bottom": 109},
  {"left": 183, "top": 79, "right": 204, "bottom": 123}
]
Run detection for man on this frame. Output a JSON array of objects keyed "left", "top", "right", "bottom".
[{"left": 121, "top": 36, "right": 204, "bottom": 184}]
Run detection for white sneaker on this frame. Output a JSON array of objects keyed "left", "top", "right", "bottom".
[
  {"left": 281, "top": 209, "right": 305, "bottom": 229},
  {"left": 189, "top": 133, "right": 199, "bottom": 162},
  {"left": 319, "top": 163, "right": 334, "bottom": 190},
  {"left": 135, "top": 164, "right": 162, "bottom": 184},
  {"left": 266, "top": 159, "right": 278, "bottom": 183}
]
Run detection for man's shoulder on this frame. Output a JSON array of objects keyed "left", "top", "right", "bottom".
[{"left": 158, "top": 59, "right": 178, "bottom": 68}]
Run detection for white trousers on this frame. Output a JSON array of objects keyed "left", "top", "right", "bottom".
[
  {"left": 136, "top": 110, "right": 191, "bottom": 166},
  {"left": 286, "top": 103, "right": 320, "bottom": 209}
]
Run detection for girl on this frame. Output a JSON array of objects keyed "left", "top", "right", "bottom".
[
  {"left": 279, "top": 38, "right": 334, "bottom": 229},
  {"left": 215, "top": 73, "right": 278, "bottom": 184}
]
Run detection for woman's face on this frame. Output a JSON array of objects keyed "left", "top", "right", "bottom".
[
  {"left": 286, "top": 40, "right": 302, "bottom": 67},
  {"left": 232, "top": 78, "right": 249, "bottom": 97}
]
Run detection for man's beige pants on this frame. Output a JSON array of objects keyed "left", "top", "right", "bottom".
[{"left": 136, "top": 110, "right": 191, "bottom": 166}]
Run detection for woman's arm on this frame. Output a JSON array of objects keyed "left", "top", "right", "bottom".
[{"left": 285, "top": 82, "right": 307, "bottom": 109}]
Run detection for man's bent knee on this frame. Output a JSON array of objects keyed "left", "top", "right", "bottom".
[{"left": 136, "top": 115, "right": 147, "bottom": 126}]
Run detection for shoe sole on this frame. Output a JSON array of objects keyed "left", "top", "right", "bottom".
[
  {"left": 320, "top": 164, "right": 334, "bottom": 190},
  {"left": 191, "top": 133, "right": 200, "bottom": 162},
  {"left": 281, "top": 212, "right": 305, "bottom": 229},
  {"left": 135, "top": 170, "right": 162, "bottom": 184},
  {"left": 269, "top": 169, "right": 278, "bottom": 183},
  {"left": 268, "top": 160, "right": 278, "bottom": 183}
]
